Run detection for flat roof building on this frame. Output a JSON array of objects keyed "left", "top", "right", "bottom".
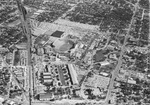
[
  {"left": 43, "top": 75, "right": 51, "bottom": 79},
  {"left": 68, "top": 64, "right": 79, "bottom": 85},
  {"left": 39, "top": 93, "right": 53, "bottom": 101},
  {"left": 43, "top": 79, "right": 53, "bottom": 83},
  {"left": 51, "top": 31, "right": 64, "bottom": 38},
  {"left": 43, "top": 72, "right": 52, "bottom": 83},
  {"left": 43, "top": 72, "right": 51, "bottom": 76}
]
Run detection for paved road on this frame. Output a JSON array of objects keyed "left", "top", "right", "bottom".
[
  {"left": 16, "top": 0, "right": 33, "bottom": 104},
  {"left": 104, "top": 1, "right": 139, "bottom": 104}
]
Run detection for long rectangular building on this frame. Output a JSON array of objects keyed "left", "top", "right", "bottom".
[{"left": 68, "top": 64, "right": 79, "bottom": 85}]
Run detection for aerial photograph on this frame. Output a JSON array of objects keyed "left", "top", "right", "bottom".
[{"left": 0, "top": 0, "right": 149, "bottom": 105}]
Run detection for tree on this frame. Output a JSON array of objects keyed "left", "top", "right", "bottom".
[{"left": 0, "top": 26, "right": 27, "bottom": 50}]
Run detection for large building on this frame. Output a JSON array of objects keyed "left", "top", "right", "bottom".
[
  {"left": 53, "top": 39, "right": 74, "bottom": 53},
  {"left": 67, "top": 64, "right": 79, "bottom": 85},
  {"left": 42, "top": 72, "right": 53, "bottom": 83},
  {"left": 39, "top": 93, "right": 53, "bottom": 101}
]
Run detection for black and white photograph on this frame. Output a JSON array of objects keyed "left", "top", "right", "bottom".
[{"left": 0, "top": 0, "right": 149, "bottom": 105}]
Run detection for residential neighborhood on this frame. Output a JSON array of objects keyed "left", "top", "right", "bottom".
[{"left": 0, "top": 0, "right": 149, "bottom": 105}]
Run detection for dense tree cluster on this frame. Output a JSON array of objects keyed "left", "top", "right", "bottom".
[
  {"left": 35, "top": 2, "right": 71, "bottom": 22},
  {"left": 101, "top": 7, "right": 133, "bottom": 32},
  {"left": 116, "top": 80, "right": 150, "bottom": 104},
  {"left": 125, "top": 50, "right": 148, "bottom": 72},
  {"left": 36, "top": 11, "right": 61, "bottom": 22},
  {"left": 0, "top": 67, "right": 10, "bottom": 96},
  {"left": 0, "top": 6, "right": 17, "bottom": 23},
  {"left": 0, "top": 27, "right": 27, "bottom": 49},
  {"left": 139, "top": 0, "right": 149, "bottom": 9}
]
